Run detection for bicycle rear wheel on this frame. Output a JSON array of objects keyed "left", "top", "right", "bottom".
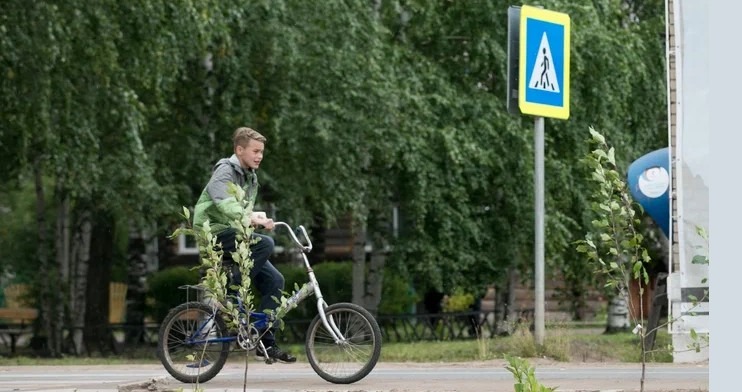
[
  {"left": 305, "top": 302, "right": 382, "bottom": 384},
  {"left": 157, "top": 301, "right": 230, "bottom": 383}
]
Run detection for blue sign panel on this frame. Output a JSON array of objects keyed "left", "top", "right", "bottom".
[{"left": 519, "top": 6, "right": 570, "bottom": 119}]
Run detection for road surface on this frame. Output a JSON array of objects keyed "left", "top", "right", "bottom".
[{"left": 0, "top": 359, "right": 709, "bottom": 392}]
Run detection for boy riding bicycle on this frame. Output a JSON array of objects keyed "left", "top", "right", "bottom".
[{"left": 192, "top": 126, "right": 296, "bottom": 363}]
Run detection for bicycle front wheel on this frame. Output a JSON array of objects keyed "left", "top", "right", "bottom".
[
  {"left": 305, "top": 302, "right": 382, "bottom": 384},
  {"left": 157, "top": 301, "right": 230, "bottom": 383}
]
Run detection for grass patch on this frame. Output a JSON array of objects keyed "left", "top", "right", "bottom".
[
  {"left": 569, "top": 330, "right": 673, "bottom": 362},
  {"left": 373, "top": 326, "right": 674, "bottom": 363},
  {"left": 380, "top": 340, "right": 488, "bottom": 362},
  {"left": 0, "top": 355, "right": 161, "bottom": 366},
  {"left": 0, "top": 328, "right": 674, "bottom": 365}
]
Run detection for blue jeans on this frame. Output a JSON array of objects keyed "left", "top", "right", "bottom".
[{"left": 216, "top": 228, "right": 285, "bottom": 346}]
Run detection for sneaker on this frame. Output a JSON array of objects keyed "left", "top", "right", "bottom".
[{"left": 256, "top": 345, "right": 297, "bottom": 363}]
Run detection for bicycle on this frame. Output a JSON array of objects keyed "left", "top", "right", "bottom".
[{"left": 156, "top": 221, "right": 382, "bottom": 384}]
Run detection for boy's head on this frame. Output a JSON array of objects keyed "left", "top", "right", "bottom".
[{"left": 233, "top": 127, "right": 266, "bottom": 170}]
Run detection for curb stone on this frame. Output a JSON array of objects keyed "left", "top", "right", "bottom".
[
  {"left": 117, "top": 377, "right": 176, "bottom": 392},
  {"left": 556, "top": 390, "right": 624, "bottom": 392}
]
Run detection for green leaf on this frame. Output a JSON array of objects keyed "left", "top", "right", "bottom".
[
  {"left": 592, "top": 149, "right": 608, "bottom": 160},
  {"left": 607, "top": 147, "right": 616, "bottom": 165},
  {"left": 589, "top": 127, "right": 606, "bottom": 144},
  {"left": 695, "top": 225, "right": 708, "bottom": 240},
  {"left": 169, "top": 227, "right": 184, "bottom": 239},
  {"left": 641, "top": 249, "right": 651, "bottom": 263}
]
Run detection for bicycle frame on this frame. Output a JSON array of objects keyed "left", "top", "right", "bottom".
[
  {"left": 184, "top": 222, "right": 348, "bottom": 346},
  {"left": 184, "top": 309, "right": 269, "bottom": 346},
  {"left": 273, "top": 222, "right": 346, "bottom": 344},
  {"left": 159, "top": 221, "right": 382, "bottom": 385}
]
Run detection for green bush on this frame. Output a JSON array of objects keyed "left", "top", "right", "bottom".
[
  {"left": 312, "top": 261, "right": 353, "bottom": 303},
  {"left": 379, "top": 273, "right": 418, "bottom": 315},
  {"left": 146, "top": 266, "right": 201, "bottom": 323},
  {"left": 442, "top": 288, "right": 476, "bottom": 312}
]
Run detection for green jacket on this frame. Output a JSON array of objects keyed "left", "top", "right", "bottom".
[{"left": 192, "top": 154, "right": 258, "bottom": 234}]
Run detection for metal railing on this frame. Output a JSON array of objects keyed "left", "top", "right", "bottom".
[{"left": 1, "top": 310, "right": 540, "bottom": 356}]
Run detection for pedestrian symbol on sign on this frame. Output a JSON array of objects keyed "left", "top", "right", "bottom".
[
  {"left": 528, "top": 32, "right": 560, "bottom": 93},
  {"left": 518, "top": 5, "right": 570, "bottom": 119}
]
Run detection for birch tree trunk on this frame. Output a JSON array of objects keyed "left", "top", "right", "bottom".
[
  {"left": 351, "top": 219, "right": 367, "bottom": 308},
  {"left": 34, "top": 160, "right": 57, "bottom": 356},
  {"left": 606, "top": 291, "right": 631, "bottom": 333},
  {"left": 495, "top": 267, "right": 519, "bottom": 335},
  {"left": 84, "top": 213, "right": 115, "bottom": 354},
  {"left": 54, "top": 190, "right": 70, "bottom": 354},
  {"left": 69, "top": 210, "right": 91, "bottom": 354},
  {"left": 507, "top": 268, "right": 518, "bottom": 323},
  {"left": 365, "top": 232, "right": 386, "bottom": 316},
  {"left": 365, "top": 205, "right": 390, "bottom": 316},
  {"left": 126, "top": 228, "right": 148, "bottom": 343}
]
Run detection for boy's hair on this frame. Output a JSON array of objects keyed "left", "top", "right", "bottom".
[{"left": 233, "top": 127, "right": 267, "bottom": 149}]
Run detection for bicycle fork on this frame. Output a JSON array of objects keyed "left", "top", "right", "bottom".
[
  {"left": 306, "top": 281, "right": 347, "bottom": 344},
  {"left": 283, "top": 279, "right": 347, "bottom": 343},
  {"left": 318, "top": 303, "right": 346, "bottom": 343}
]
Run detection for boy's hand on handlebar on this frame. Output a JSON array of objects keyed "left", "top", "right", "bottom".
[
  {"left": 249, "top": 211, "right": 274, "bottom": 230},
  {"left": 255, "top": 217, "right": 275, "bottom": 230}
]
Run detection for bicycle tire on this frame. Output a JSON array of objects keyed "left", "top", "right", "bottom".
[
  {"left": 305, "top": 302, "right": 382, "bottom": 384},
  {"left": 157, "top": 301, "right": 230, "bottom": 383}
]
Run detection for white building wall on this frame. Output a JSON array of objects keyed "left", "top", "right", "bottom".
[{"left": 668, "top": 0, "right": 710, "bottom": 363}]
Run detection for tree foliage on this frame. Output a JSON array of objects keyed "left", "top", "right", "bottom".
[{"left": 0, "top": 0, "right": 668, "bottom": 350}]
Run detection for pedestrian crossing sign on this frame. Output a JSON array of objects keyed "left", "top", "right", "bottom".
[{"left": 519, "top": 5, "right": 570, "bottom": 119}]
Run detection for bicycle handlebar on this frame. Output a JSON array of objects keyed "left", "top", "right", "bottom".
[{"left": 273, "top": 221, "right": 313, "bottom": 253}]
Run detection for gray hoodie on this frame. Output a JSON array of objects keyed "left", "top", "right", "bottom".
[{"left": 192, "top": 154, "right": 258, "bottom": 234}]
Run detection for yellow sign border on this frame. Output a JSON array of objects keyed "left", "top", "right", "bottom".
[{"left": 518, "top": 5, "right": 571, "bottom": 119}]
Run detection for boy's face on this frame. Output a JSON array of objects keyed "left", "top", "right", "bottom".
[{"left": 236, "top": 138, "right": 264, "bottom": 170}]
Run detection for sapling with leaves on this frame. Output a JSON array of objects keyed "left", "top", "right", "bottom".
[
  {"left": 168, "top": 183, "right": 257, "bottom": 390},
  {"left": 169, "top": 181, "right": 309, "bottom": 390},
  {"left": 576, "top": 127, "right": 651, "bottom": 323},
  {"left": 575, "top": 128, "right": 710, "bottom": 391},
  {"left": 686, "top": 225, "right": 709, "bottom": 353},
  {"left": 170, "top": 183, "right": 257, "bottom": 332},
  {"left": 504, "top": 354, "right": 557, "bottom": 392},
  {"left": 575, "top": 127, "right": 655, "bottom": 392},
  {"left": 170, "top": 182, "right": 304, "bottom": 337}
]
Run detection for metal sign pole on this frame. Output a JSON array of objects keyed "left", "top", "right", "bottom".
[
  {"left": 511, "top": 4, "right": 569, "bottom": 348},
  {"left": 534, "top": 116, "right": 545, "bottom": 346}
]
